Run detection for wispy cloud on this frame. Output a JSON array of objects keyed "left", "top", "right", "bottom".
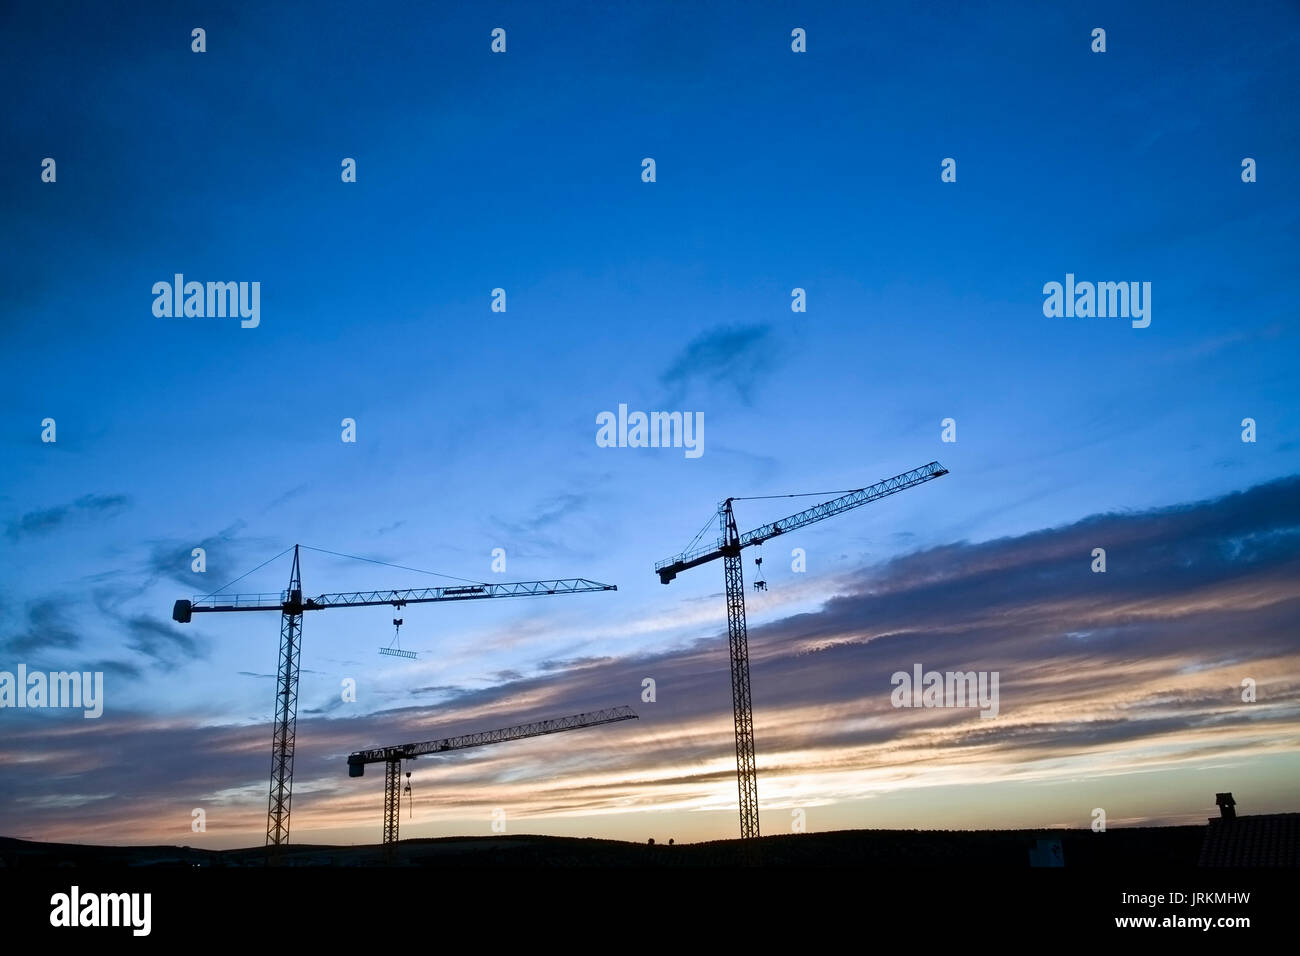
[
  {"left": 0, "top": 599, "right": 81, "bottom": 656},
  {"left": 142, "top": 522, "right": 250, "bottom": 592},
  {"left": 660, "top": 324, "right": 777, "bottom": 404},
  {"left": 5, "top": 494, "right": 129, "bottom": 541},
  {"left": 122, "top": 616, "right": 205, "bottom": 673}
]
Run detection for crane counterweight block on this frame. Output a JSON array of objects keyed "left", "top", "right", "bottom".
[{"left": 172, "top": 600, "right": 192, "bottom": 623}]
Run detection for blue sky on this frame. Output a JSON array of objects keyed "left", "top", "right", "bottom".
[{"left": 1, "top": 1, "right": 1298, "bottom": 846}]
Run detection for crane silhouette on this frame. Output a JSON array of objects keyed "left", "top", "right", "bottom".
[
  {"left": 173, "top": 544, "right": 616, "bottom": 860},
  {"left": 654, "top": 461, "right": 948, "bottom": 839},
  {"left": 347, "top": 705, "right": 639, "bottom": 862}
]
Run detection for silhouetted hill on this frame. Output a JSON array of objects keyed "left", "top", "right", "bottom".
[{"left": 0, "top": 825, "right": 1210, "bottom": 868}]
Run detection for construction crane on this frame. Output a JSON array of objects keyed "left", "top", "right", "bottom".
[
  {"left": 171, "top": 544, "right": 616, "bottom": 859},
  {"left": 346, "top": 705, "right": 639, "bottom": 861},
  {"left": 654, "top": 461, "right": 948, "bottom": 840}
]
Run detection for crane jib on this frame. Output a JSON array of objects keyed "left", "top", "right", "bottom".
[
  {"left": 346, "top": 706, "right": 639, "bottom": 776},
  {"left": 172, "top": 579, "right": 617, "bottom": 623},
  {"left": 654, "top": 461, "right": 948, "bottom": 583}
]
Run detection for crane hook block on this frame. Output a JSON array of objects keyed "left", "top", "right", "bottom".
[{"left": 173, "top": 600, "right": 193, "bottom": 624}]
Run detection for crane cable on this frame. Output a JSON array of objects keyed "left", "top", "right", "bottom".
[
  {"left": 731, "top": 488, "right": 865, "bottom": 503},
  {"left": 193, "top": 542, "right": 492, "bottom": 603},
  {"left": 681, "top": 510, "right": 718, "bottom": 554},
  {"left": 192, "top": 545, "right": 295, "bottom": 602},
  {"left": 299, "top": 545, "right": 490, "bottom": 586},
  {"left": 679, "top": 487, "right": 864, "bottom": 554}
]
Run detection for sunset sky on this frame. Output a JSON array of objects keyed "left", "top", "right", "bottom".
[{"left": 2, "top": 0, "right": 1298, "bottom": 848}]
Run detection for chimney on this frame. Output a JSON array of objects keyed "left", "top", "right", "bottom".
[{"left": 1215, "top": 792, "right": 1236, "bottom": 820}]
